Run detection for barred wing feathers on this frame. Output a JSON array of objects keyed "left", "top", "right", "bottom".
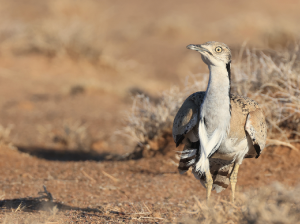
[{"left": 172, "top": 92, "right": 205, "bottom": 146}]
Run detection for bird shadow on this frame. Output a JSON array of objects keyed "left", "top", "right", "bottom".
[
  {"left": 15, "top": 143, "right": 169, "bottom": 162},
  {"left": 0, "top": 197, "right": 101, "bottom": 213},
  {"left": 16, "top": 145, "right": 125, "bottom": 162},
  {"left": 0, "top": 197, "right": 128, "bottom": 221},
  {"left": 0, "top": 186, "right": 102, "bottom": 214},
  {"left": 0, "top": 186, "right": 130, "bottom": 221}
]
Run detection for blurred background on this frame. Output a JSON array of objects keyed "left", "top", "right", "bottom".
[{"left": 0, "top": 0, "right": 299, "bottom": 152}]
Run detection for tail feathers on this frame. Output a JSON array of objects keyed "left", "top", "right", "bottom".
[
  {"left": 212, "top": 163, "right": 234, "bottom": 193},
  {"left": 178, "top": 153, "right": 197, "bottom": 174},
  {"left": 178, "top": 141, "right": 199, "bottom": 174},
  {"left": 179, "top": 149, "right": 197, "bottom": 159},
  {"left": 199, "top": 159, "right": 234, "bottom": 193},
  {"left": 177, "top": 141, "right": 234, "bottom": 194}
]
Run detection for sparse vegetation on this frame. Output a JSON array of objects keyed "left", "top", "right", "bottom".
[
  {"left": 0, "top": 1, "right": 104, "bottom": 61},
  {"left": 0, "top": 125, "right": 14, "bottom": 148},
  {"left": 183, "top": 183, "right": 300, "bottom": 224},
  {"left": 120, "top": 75, "right": 209, "bottom": 158},
  {"left": 232, "top": 44, "right": 300, "bottom": 144},
  {"left": 1, "top": 182, "right": 299, "bottom": 223},
  {"left": 37, "top": 120, "right": 92, "bottom": 152},
  {"left": 120, "top": 87, "right": 186, "bottom": 156}
]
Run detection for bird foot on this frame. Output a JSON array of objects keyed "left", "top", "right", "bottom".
[
  {"left": 205, "top": 171, "right": 213, "bottom": 201},
  {"left": 230, "top": 164, "right": 240, "bottom": 202}
]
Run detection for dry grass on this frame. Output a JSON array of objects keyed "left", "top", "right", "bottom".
[
  {"left": 183, "top": 183, "right": 300, "bottom": 224},
  {"left": 0, "top": 125, "right": 14, "bottom": 148},
  {"left": 0, "top": 1, "right": 104, "bottom": 61},
  {"left": 232, "top": 44, "right": 300, "bottom": 147},
  {"left": 1, "top": 183, "right": 299, "bottom": 223},
  {"left": 120, "top": 74, "right": 208, "bottom": 150},
  {"left": 119, "top": 86, "right": 194, "bottom": 157},
  {"left": 121, "top": 87, "right": 184, "bottom": 144},
  {"left": 37, "top": 120, "right": 92, "bottom": 152}
]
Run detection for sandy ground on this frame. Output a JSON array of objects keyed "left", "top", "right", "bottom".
[{"left": 0, "top": 144, "right": 299, "bottom": 223}]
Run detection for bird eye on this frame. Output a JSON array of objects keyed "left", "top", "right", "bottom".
[{"left": 215, "top": 47, "right": 222, "bottom": 53}]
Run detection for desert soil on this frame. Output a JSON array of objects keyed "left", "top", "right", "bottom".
[{"left": 0, "top": 143, "right": 299, "bottom": 223}]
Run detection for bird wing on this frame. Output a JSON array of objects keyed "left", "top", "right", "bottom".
[
  {"left": 245, "top": 108, "right": 267, "bottom": 158},
  {"left": 173, "top": 92, "right": 204, "bottom": 174},
  {"left": 173, "top": 92, "right": 206, "bottom": 146},
  {"left": 172, "top": 99, "right": 199, "bottom": 146}
]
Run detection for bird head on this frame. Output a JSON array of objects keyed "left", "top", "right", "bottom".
[{"left": 187, "top": 41, "right": 231, "bottom": 66}]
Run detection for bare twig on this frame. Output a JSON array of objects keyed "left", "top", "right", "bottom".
[
  {"left": 81, "top": 170, "right": 97, "bottom": 183},
  {"left": 38, "top": 185, "right": 53, "bottom": 201},
  {"left": 133, "top": 217, "right": 166, "bottom": 220},
  {"left": 102, "top": 171, "right": 119, "bottom": 182},
  {"left": 266, "top": 139, "right": 299, "bottom": 152},
  {"left": 143, "top": 202, "right": 152, "bottom": 214}
]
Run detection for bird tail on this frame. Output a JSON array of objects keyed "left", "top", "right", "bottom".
[
  {"left": 197, "top": 159, "right": 234, "bottom": 193},
  {"left": 178, "top": 141, "right": 199, "bottom": 174},
  {"left": 178, "top": 141, "right": 234, "bottom": 194}
]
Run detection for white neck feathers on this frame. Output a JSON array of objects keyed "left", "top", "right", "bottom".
[
  {"left": 196, "top": 63, "right": 231, "bottom": 174},
  {"left": 202, "top": 64, "right": 231, "bottom": 129}
]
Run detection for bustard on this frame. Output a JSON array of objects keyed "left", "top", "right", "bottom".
[{"left": 173, "top": 41, "right": 267, "bottom": 201}]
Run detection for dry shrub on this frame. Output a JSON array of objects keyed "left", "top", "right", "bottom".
[
  {"left": 0, "top": 0, "right": 104, "bottom": 61},
  {"left": 183, "top": 183, "right": 300, "bottom": 224},
  {"left": 37, "top": 120, "right": 92, "bottom": 152},
  {"left": 122, "top": 44, "right": 300, "bottom": 156},
  {"left": 120, "top": 77, "right": 208, "bottom": 157},
  {"left": 0, "top": 124, "right": 14, "bottom": 148},
  {"left": 120, "top": 87, "right": 186, "bottom": 157},
  {"left": 232, "top": 44, "right": 300, "bottom": 143},
  {"left": 0, "top": 20, "right": 103, "bottom": 61}
]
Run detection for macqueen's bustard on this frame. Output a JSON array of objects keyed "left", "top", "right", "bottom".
[{"left": 172, "top": 41, "right": 267, "bottom": 201}]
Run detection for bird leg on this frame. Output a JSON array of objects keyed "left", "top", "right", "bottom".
[
  {"left": 230, "top": 163, "right": 240, "bottom": 202},
  {"left": 205, "top": 171, "right": 213, "bottom": 201}
]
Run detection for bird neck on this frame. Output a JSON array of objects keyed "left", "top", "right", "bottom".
[{"left": 201, "top": 63, "right": 231, "bottom": 133}]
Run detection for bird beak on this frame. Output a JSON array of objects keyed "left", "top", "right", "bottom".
[{"left": 186, "top": 44, "right": 209, "bottom": 54}]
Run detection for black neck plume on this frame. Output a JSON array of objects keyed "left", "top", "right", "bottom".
[
  {"left": 226, "top": 61, "right": 232, "bottom": 115},
  {"left": 226, "top": 61, "right": 231, "bottom": 85}
]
